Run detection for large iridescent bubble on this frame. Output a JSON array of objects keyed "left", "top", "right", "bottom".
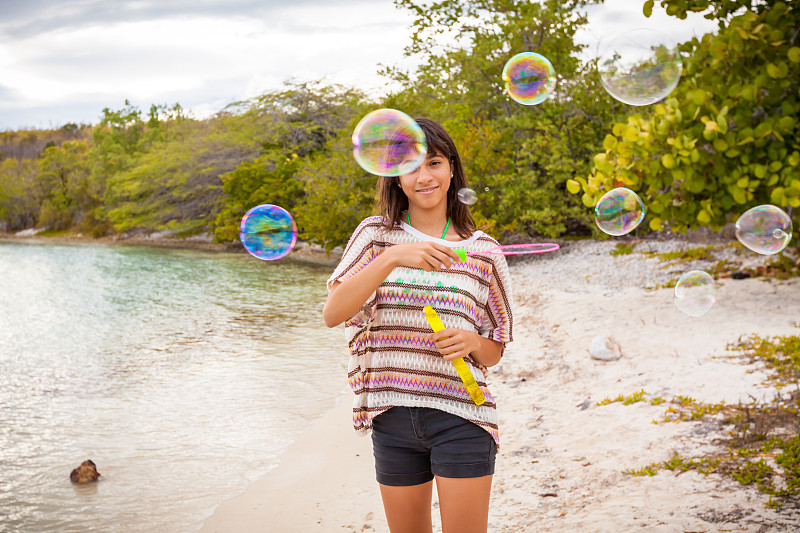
[
  {"left": 352, "top": 109, "right": 427, "bottom": 177},
  {"left": 597, "top": 28, "right": 682, "bottom": 106},
  {"left": 502, "top": 52, "right": 557, "bottom": 106},
  {"left": 674, "top": 270, "right": 716, "bottom": 317},
  {"left": 240, "top": 204, "right": 297, "bottom": 261},
  {"left": 735, "top": 205, "right": 793, "bottom": 255},
  {"left": 594, "top": 187, "right": 645, "bottom": 236}
]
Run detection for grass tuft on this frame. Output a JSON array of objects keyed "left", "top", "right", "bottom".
[
  {"left": 644, "top": 245, "right": 716, "bottom": 263},
  {"left": 597, "top": 389, "right": 647, "bottom": 406},
  {"left": 611, "top": 242, "right": 637, "bottom": 256}
]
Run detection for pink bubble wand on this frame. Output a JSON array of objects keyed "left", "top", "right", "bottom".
[{"left": 454, "top": 243, "right": 560, "bottom": 261}]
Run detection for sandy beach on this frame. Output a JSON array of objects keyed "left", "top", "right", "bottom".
[{"left": 200, "top": 237, "right": 800, "bottom": 533}]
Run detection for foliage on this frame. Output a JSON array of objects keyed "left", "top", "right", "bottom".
[
  {"left": 214, "top": 82, "right": 372, "bottom": 246},
  {"left": 37, "top": 140, "right": 91, "bottom": 230},
  {"left": 0, "top": 158, "right": 39, "bottom": 230},
  {"left": 292, "top": 134, "right": 377, "bottom": 251},
  {"left": 570, "top": 1, "right": 800, "bottom": 244},
  {"left": 102, "top": 112, "right": 267, "bottom": 236},
  {"left": 712, "top": 251, "right": 800, "bottom": 280},
  {"left": 728, "top": 333, "right": 800, "bottom": 392},
  {"left": 619, "top": 332, "right": 800, "bottom": 508},
  {"left": 610, "top": 242, "right": 637, "bottom": 255},
  {"left": 3, "top": 0, "right": 797, "bottom": 252},
  {"left": 0, "top": 123, "right": 90, "bottom": 161},
  {"left": 643, "top": 244, "right": 716, "bottom": 262},
  {"left": 596, "top": 389, "right": 648, "bottom": 405}
]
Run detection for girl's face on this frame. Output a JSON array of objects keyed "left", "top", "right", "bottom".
[{"left": 397, "top": 152, "right": 452, "bottom": 211}]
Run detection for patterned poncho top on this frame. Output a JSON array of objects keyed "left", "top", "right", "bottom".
[{"left": 327, "top": 215, "right": 514, "bottom": 446}]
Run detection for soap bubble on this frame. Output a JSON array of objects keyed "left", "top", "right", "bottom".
[
  {"left": 674, "top": 270, "right": 716, "bottom": 317},
  {"left": 594, "top": 187, "right": 645, "bottom": 236},
  {"left": 457, "top": 188, "right": 478, "bottom": 206},
  {"left": 352, "top": 109, "right": 427, "bottom": 176},
  {"left": 240, "top": 204, "right": 297, "bottom": 261},
  {"left": 735, "top": 205, "right": 793, "bottom": 255},
  {"left": 597, "top": 28, "right": 682, "bottom": 106},
  {"left": 502, "top": 52, "right": 557, "bottom": 105}
]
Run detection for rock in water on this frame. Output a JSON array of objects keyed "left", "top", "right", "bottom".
[
  {"left": 70, "top": 460, "right": 101, "bottom": 484},
  {"left": 589, "top": 335, "right": 622, "bottom": 361}
]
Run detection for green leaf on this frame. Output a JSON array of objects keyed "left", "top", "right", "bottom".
[
  {"left": 789, "top": 47, "right": 800, "bottom": 63},
  {"left": 643, "top": 0, "right": 654, "bottom": 17},
  {"left": 649, "top": 217, "right": 662, "bottom": 231},
  {"left": 661, "top": 154, "right": 676, "bottom": 169},
  {"left": 566, "top": 179, "right": 581, "bottom": 194},
  {"left": 766, "top": 63, "right": 786, "bottom": 78},
  {"left": 624, "top": 127, "right": 639, "bottom": 142}
]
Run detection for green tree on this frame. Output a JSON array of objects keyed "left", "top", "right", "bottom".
[
  {"left": 0, "top": 158, "right": 39, "bottom": 230},
  {"left": 214, "top": 82, "right": 371, "bottom": 245},
  {"left": 214, "top": 152, "right": 305, "bottom": 242},
  {"left": 571, "top": 0, "right": 799, "bottom": 239},
  {"left": 36, "top": 140, "right": 91, "bottom": 230},
  {"left": 143, "top": 102, "right": 186, "bottom": 146},
  {"left": 293, "top": 133, "right": 377, "bottom": 251},
  {"left": 384, "top": 0, "right": 620, "bottom": 238}
]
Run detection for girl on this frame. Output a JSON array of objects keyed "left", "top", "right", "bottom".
[{"left": 323, "top": 117, "right": 513, "bottom": 533}]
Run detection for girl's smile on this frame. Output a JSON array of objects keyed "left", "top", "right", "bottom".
[{"left": 416, "top": 185, "right": 439, "bottom": 194}]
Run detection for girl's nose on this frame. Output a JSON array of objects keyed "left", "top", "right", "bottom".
[{"left": 415, "top": 164, "right": 434, "bottom": 181}]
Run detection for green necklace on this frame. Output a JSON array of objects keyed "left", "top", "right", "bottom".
[{"left": 407, "top": 213, "right": 450, "bottom": 239}]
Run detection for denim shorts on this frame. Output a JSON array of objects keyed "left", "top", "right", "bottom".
[{"left": 371, "top": 406, "right": 497, "bottom": 486}]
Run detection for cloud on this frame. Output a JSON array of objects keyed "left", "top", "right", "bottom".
[
  {"left": 0, "top": 0, "right": 417, "bottom": 129},
  {"left": 0, "top": 0, "right": 370, "bottom": 39}
]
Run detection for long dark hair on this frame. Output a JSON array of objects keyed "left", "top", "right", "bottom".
[{"left": 376, "top": 117, "right": 477, "bottom": 239}]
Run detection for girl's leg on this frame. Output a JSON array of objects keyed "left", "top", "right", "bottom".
[
  {"left": 378, "top": 480, "right": 434, "bottom": 533},
  {"left": 435, "top": 474, "right": 493, "bottom": 533}
]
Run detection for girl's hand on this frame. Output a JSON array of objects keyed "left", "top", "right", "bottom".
[
  {"left": 387, "top": 242, "right": 461, "bottom": 272},
  {"left": 428, "top": 328, "right": 480, "bottom": 361}
]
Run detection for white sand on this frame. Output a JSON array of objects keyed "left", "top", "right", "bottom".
[{"left": 200, "top": 239, "right": 800, "bottom": 532}]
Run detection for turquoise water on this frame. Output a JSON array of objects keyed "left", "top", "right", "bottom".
[{"left": 0, "top": 241, "right": 347, "bottom": 532}]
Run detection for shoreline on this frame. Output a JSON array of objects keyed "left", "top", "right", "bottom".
[
  {"left": 0, "top": 232, "right": 344, "bottom": 267},
  {"left": 198, "top": 237, "right": 800, "bottom": 532},
  {"left": 199, "top": 389, "right": 384, "bottom": 533}
]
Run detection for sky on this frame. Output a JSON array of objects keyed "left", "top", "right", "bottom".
[{"left": 0, "top": 0, "right": 720, "bottom": 131}]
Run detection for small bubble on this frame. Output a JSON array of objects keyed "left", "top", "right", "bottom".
[
  {"left": 674, "top": 270, "right": 716, "bottom": 317},
  {"left": 457, "top": 188, "right": 478, "bottom": 206}
]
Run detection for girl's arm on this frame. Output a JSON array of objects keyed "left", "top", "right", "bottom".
[{"left": 323, "top": 242, "right": 461, "bottom": 328}]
